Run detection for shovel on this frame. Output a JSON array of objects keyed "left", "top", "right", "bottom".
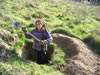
[
  {"left": 13, "top": 20, "right": 47, "bottom": 54},
  {"left": 13, "top": 20, "right": 40, "bottom": 42}
]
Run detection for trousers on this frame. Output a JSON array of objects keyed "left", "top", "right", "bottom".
[{"left": 32, "top": 48, "right": 48, "bottom": 64}]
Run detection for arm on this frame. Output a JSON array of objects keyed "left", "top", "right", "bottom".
[
  {"left": 22, "top": 27, "right": 33, "bottom": 39},
  {"left": 23, "top": 28, "right": 40, "bottom": 41},
  {"left": 44, "top": 30, "right": 53, "bottom": 44},
  {"left": 46, "top": 31, "right": 53, "bottom": 44},
  {"left": 39, "top": 30, "right": 53, "bottom": 45},
  {"left": 25, "top": 31, "right": 33, "bottom": 39}
]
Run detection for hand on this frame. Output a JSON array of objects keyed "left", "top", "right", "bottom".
[
  {"left": 22, "top": 27, "right": 27, "bottom": 33},
  {"left": 39, "top": 40, "right": 48, "bottom": 45}
]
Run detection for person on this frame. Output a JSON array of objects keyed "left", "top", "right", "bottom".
[{"left": 22, "top": 19, "right": 53, "bottom": 64}]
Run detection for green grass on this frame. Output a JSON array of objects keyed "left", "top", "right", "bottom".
[
  {"left": 83, "top": 27, "right": 100, "bottom": 54},
  {"left": 0, "top": 0, "right": 100, "bottom": 74},
  {"left": 0, "top": 42, "right": 65, "bottom": 75}
]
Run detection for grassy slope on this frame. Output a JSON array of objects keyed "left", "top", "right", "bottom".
[{"left": 0, "top": 0, "right": 100, "bottom": 74}]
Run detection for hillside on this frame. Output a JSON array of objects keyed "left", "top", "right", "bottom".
[{"left": 0, "top": 0, "right": 100, "bottom": 75}]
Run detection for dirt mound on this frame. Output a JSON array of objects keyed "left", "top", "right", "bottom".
[
  {"left": 0, "top": 44, "right": 16, "bottom": 62},
  {"left": 0, "top": 29, "right": 18, "bottom": 61},
  {"left": 0, "top": 29, "right": 18, "bottom": 48},
  {"left": 52, "top": 33, "right": 100, "bottom": 75}
]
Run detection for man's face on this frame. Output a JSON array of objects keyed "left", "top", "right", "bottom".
[{"left": 36, "top": 22, "right": 42, "bottom": 30}]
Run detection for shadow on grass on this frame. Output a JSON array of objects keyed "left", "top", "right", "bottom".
[{"left": 83, "top": 34, "right": 100, "bottom": 55}]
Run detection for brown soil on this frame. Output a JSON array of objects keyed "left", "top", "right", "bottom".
[
  {"left": 18, "top": 42, "right": 33, "bottom": 60},
  {"left": 0, "top": 29, "right": 18, "bottom": 61},
  {"left": 18, "top": 33, "right": 100, "bottom": 74},
  {"left": 18, "top": 42, "right": 54, "bottom": 62},
  {"left": 52, "top": 33, "right": 100, "bottom": 75}
]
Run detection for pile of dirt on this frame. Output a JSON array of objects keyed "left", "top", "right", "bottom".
[
  {"left": 0, "top": 29, "right": 18, "bottom": 48},
  {"left": 0, "top": 44, "right": 15, "bottom": 61},
  {"left": 52, "top": 33, "right": 100, "bottom": 75},
  {"left": 0, "top": 29, "right": 18, "bottom": 61}
]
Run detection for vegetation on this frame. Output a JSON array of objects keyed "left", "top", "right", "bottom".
[{"left": 0, "top": 0, "right": 100, "bottom": 74}]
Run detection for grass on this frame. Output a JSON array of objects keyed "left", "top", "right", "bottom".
[
  {"left": 0, "top": 0, "right": 100, "bottom": 74},
  {"left": 0, "top": 42, "right": 65, "bottom": 75},
  {"left": 83, "top": 27, "right": 100, "bottom": 54}
]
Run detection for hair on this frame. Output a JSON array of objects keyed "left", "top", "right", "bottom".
[{"left": 35, "top": 19, "right": 46, "bottom": 31}]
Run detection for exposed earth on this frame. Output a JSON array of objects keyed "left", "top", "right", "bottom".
[
  {"left": 52, "top": 33, "right": 100, "bottom": 75},
  {"left": 0, "top": 29, "right": 100, "bottom": 75}
]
